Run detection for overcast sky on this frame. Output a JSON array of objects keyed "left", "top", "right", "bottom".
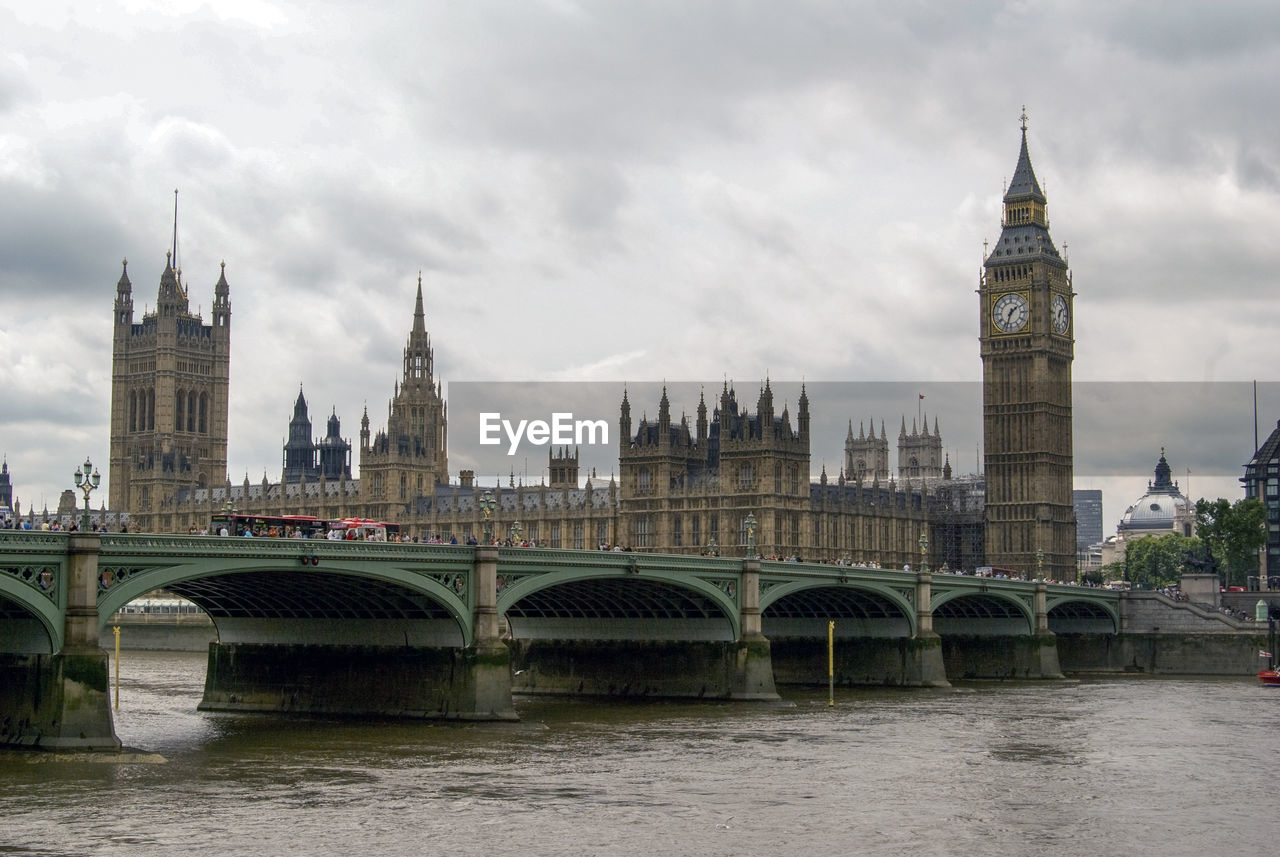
[{"left": 3, "top": 0, "right": 1279, "bottom": 533}]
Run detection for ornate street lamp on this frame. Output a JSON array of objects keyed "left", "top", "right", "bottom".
[
  {"left": 509, "top": 519, "right": 524, "bottom": 545},
  {"left": 706, "top": 537, "right": 718, "bottom": 558},
  {"left": 918, "top": 530, "right": 929, "bottom": 575},
  {"left": 480, "top": 489, "right": 496, "bottom": 544},
  {"left": 73, "top": 457, "right": 101, "bottom": 532},
  {"left": 745, "top": 512, "right": 757, "bottom": 557}
]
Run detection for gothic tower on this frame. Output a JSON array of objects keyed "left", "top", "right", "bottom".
[
  {"left": 979, "top": 111, "right": 1076, "bottom": 578},
  {"left": 897, "top": 415, "right": 943, "bottom": 483},
  {"left": 317, "top": 408, "right": 352, "bottom": 482},
  {"left": 282, "top": 388, "right": 320, "bottom": 483},
  {"left": 108, "top": 243, "right": 232, "bottom": 531},
  {"left": 358, "top": 276, "right": 449, "bottom": 519},
  {"left": 0, "top": 456, "right": 12, "bottom": 511},
  {"left": 844, "top": 418, "right": 889, "bottom": 483}
]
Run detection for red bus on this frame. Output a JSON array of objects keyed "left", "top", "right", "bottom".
[{"left": 210, "top": 513, "right": 327, "bottom": 538}]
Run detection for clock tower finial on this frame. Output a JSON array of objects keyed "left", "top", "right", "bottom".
[{"left": 1020, "top": 105, "right": 1028, "bottom": 133}]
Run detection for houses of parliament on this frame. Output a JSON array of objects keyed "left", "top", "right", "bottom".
[{"left": 106, "top": 121, "right": 1076, "bottom": 576}]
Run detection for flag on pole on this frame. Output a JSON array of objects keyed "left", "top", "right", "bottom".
[{"left": 1260, "top": 650, "right": 1273, "bottom": 659}]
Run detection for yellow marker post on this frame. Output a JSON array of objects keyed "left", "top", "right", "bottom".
[
  {"left": 828, "top": 619, "right": 835, "bottom": 707},
  {"left": 112, "top": 625, "right": 120, "bottom": 710}
]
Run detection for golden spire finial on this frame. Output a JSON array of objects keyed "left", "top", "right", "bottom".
[{"left": 1020, "top": 105, "right": 1028, "bottom": 132}]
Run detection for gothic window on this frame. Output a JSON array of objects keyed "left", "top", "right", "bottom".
[
  {"left": 199, "top": 394, "right": 208, "bottom": 434},
  {"left": 148, "top": 388, "right": 156, "bottom": 430},
  {"left": 638, "top": 467, "right": 651, "bottom": 493},
  {"left": 775, "top": 518, "right": 783, "bottom": 547},
  {"left": 550, "top": 522, "right": 561, "bottom": 548},
  {"left": 774, "top": 464, "right": 782, "bottom": 493},
  {"left": 635, "top": 515, "right": 651, "bottom": 548},
  {"left": 528, "top": 523, "right": 539, "bottom": 543},
  {"left": 176, "top": 391, "right": 185, "bottom": 432},
  {"left": 129, "top": 392, "right": 137, "bottom": 432},
  {"left": 789, "top": 466, "right": 799, "bottom": 495},
  {"left": 596, "top": 520, "right": 607, "bottom": 545},
  {"left": 791, "top": 513, "right": 801, "bottom": 545},
  {"left": 573, "top": 521, "right": 584, "bottom": 550},
  {"left": 709, "top": 514, "right": 718, "bottom": 545},
  {"left": 691, "top": 516, "right": 700, "bottom": 546},
  {"left": 400, "top": 474, "right": 407, "bottom": 499},
  {"left": 672, "top": 516, "right": 682, "bottom": 547},
  {"left": 738, "top": 463, "right": 754, "bottom": 490},
  {"left": 187, "top": 391, "right": 197, "bottom": 432}
]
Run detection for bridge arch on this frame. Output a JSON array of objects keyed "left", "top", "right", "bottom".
[
  {"left": 1046, "top": 595, "right": 1119, "bottom": 634},
  {"left": 97, "top": 559, "right": 473, "bottom": 647},
  {"left": 0, "top": 577, "right": 59, "bottom": 654},
  {"left": 497, "top": 567, "right": 740, "bottom": 641},
  {"left": 930, "top": 589, "right": 1035, "bottom": 636},
  {"left": 760, "top": 580, "right": 917, "bottom": 638}
]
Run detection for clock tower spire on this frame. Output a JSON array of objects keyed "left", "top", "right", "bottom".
[{"left": 979, "top": 109, "right": 1076, "bottom": 580}]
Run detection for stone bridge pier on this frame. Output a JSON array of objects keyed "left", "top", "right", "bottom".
[
  {"left": 0, "top": 534, "right": 121, "bottom": 751},
  {"left": 939, "top": 579, "right": 1063, "bottom": 680}
]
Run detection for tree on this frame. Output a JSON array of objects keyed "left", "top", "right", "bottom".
[
  {"left": 1194, "top": 498, "right": 1267, "bottom": 588},
  {"left": 1119, "top": 532, "right": 1201, "bottom": 589}
]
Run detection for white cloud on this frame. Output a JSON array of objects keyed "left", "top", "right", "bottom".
[{"left": 2, "top": 0, "right": 1279, "bottom": 529}]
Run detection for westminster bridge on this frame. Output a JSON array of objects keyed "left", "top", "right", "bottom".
[{"left": 0, "top": 530, "right": 1126, "bottom": 750}]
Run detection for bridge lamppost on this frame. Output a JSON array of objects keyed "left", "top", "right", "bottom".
[
  {"left": 480, "top": 490, "right": 495, "bottom": 544},
  {"left": 918, "top": 531, "right": 928, "bottom": 575},
  {"left": 745, "top": 512, "right": 757, "bottom": 558},
  {"left": 73, "top": 457, "right": 101, "bottom": 532},
  {"left": 1036, "top": 548, "right": 1045, "bottom": 582},
  {"left": 706, "top": 537, "right": 719, "bottom": 558},
  {"left": 509, "top": 519, "right": 523, "bottom": 545}
]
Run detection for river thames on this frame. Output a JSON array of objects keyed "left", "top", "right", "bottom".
[{"left": 1, "top": 650, "right": 1276, "bottom": 857}]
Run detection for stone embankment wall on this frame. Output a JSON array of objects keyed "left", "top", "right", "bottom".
[{"left": 1058, "top": 591, "right": 1272, "bottom": 675}]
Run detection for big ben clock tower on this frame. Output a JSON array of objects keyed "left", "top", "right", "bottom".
[{"left": 980, "top": 110, "right": 1076, "bottom": 580}]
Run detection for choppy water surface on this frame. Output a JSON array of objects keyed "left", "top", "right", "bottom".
[{"left": 2, "top": 651, "right": 1276, "bottom": 857}]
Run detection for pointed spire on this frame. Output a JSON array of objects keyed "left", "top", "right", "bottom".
[
  {"left": 413, "top": 272, "right": 426, "bottom": 333},
  {"left": 1006, "top": 106, "right": 1045, "bottom": 204},
  {"left": 215, "top": 260, "right": 229, "bottom": 297}
]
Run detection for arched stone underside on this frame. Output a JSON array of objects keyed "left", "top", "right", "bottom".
[
  {"left": 505, "top": 577, "right": 734, "bottom": 642},
  {"left": 763, "top": 586, "right": 911, "bottom": 639},
  {"left": 168, "top": 571, "right": 464, "bottom": 647},
  {"left": 0, "top": 594, "right": 54, "bottom": 655},
  {"left": 1047, "top": 600, "right": 1117, "bottom": 634},
  {"left": 933, "top": 593, "right": 1033, "bottom": 636}
]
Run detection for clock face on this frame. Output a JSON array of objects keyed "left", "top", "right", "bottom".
[
  {"left": 992, "top": 293, "right": 1029, "bottom": 333},
  {"left": 1052, "top": 294, "right": 1070, "bottom": 334}
]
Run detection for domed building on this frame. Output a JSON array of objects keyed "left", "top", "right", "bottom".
[
  {"left": 1118, "top": 450, "right": 1193, "bottom": 538},
  {"left": 1100, "top": 450, "right": 1195, "bottom": 568}
]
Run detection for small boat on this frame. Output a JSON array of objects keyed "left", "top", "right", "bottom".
[{"left": 1259, "top": 669, "right": 1280, "bottom": 687}]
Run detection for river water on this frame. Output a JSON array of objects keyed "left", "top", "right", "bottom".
[{"left": 1, "top": 650, "right": 1276, "bottom": 857}]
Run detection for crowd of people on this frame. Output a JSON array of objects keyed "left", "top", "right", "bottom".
[{"left": 1, "top": 515, "right": 125, "bottom": 533}]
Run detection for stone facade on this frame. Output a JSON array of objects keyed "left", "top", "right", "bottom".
[
  {"left": 108, "top": 266, "right": 986, "bottom": 570},
  {"left": 108, "top": 253, "right": 231, "bottom": 533}
]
